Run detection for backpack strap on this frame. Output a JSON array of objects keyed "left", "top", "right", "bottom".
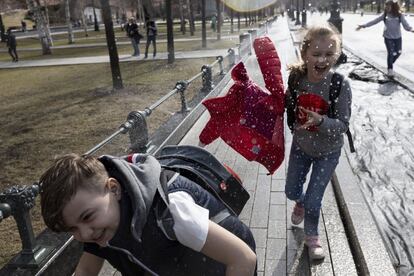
[
  {"left": 154, "top": 171, "right": 179, "bottom": 241},
  {"left": 329, "top": 73, "right": 356, "bottom": 153},
  {"left": 286, "top": 73, "right": 298, "bottom": 131}
]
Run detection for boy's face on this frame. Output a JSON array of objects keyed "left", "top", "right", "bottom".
[
  {"left": 62, "top": 178, "right": 121, "bottom": 247},
  {"left": 304, "top": 37, "right": 338, "bottom": 83}
]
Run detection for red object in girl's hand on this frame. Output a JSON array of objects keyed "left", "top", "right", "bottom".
[{"left": 199, "top": 37, "right": 285, "bottom": 175}]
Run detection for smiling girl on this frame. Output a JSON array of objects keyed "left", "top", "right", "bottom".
[{"left": 284, "top": 24, "right": 352, "bottom": 260}]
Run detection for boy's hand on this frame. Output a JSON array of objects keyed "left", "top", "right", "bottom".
[{"left": 297, "top": 106, "right": 323, "bottom": 130}]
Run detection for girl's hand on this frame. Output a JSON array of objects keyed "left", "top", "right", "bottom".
[
  {"left": 356, "top": 25, "right": 363, "bottom": 31},
  {"left": 298, "top": 106, "right": 323, "bottom": 130}
]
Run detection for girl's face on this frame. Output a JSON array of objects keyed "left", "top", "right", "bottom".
[
  {"left": 304, "top": 37, "right": 338, "bottom": 83},
  {"left": 385, "top": 2, "right": 392, "bottom": 12}
]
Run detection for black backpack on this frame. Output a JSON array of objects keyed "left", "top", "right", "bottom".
[
  {"left": 286, "top": 72, "right": 355, "bottom": 153},
  {"left": 156, "top": 145, "right": 250, "bottom": 216}
]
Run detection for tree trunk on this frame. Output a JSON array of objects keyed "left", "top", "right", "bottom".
[
  {"left": 137, "top": 0, "right": 145, "bottom": 27},
  {"left": 179, "top": 0, "right": 186, "bottom": 34},
  {"left": 26, "top": 0, "right": 52, "bottom": 54},
  {"left": 166, "top": 0, "right": 175, "bottom": 63},
  {"left": 65, "top": 0, "right": 74, "bottom": 43},
  {"left": 215, "top": 0, "right": 221, "bottom": 40},
  {"left": 230, "top": 9, "right": 233, "bottom": 33},
  {"left": 186, "top": 0, "right": 195, "bottom": 35},
  {"left": 201, "top": 0, "right": 206, "bottom": 48},
  {"left": 99, "top": 0, "right": 123, "bottom": 90},
  {"left": 79, "top": 0, "right": 89, "bottom": 37},
  {"left": 41, "top": 0, "right": 53, "bottom": 45},
  {"left": 0, "top": 13, "right": 5, "bottom": 42}
]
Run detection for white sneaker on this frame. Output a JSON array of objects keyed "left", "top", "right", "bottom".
[
  {"left": 387, "top": 69, "right": 394, "bottom": 77},
  {"left": 305, "top": 235, "right": 325, "bottom": 260}
]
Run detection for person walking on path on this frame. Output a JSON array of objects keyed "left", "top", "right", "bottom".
[
  {"left": 125, "top": 17, "right": 142, "bottom": 57},
  {"left": 284, "top": 24, "right": 352, "bottom": 260},
  {"left": 144, "top": 20, "right": 157, "bottom": 58},
  {"left": 6, "top": 29, "right": 18, "bottom": 62},
  {"left": 211, "top": 14, "right": 217, "bottom": 32},
  {"left": 356, "top": 0, "right": 414, "bottom": 77},
  {"left": 21, "top": 20, "right": 27, "bottom": 32}
]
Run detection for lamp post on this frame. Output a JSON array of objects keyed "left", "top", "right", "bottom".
[
  {"left": 301, "top": 0, "right": 307, "bottom": 27},
  {"left": 93, "top": 1, "right": 99, "bottom": 31},
  {"left": 328, "top": 0, "right": 347, "bottom": 64},
  {"left": 295, "top": 0, "right": 301, "bottom": 25}
]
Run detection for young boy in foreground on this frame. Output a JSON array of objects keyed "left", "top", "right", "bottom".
[{"left": 40, "top": 153, "right": 256, "bottom": 276}]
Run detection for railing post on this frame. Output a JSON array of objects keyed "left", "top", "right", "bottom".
[
  {"left": 239, "top": 32, "right": 252, "bottom": 57},
  {"left": 0, "top": 184, "right": 54, "bottom": 268},
  {"left": 227, "top": 48, "right": 236, "bottom": 66},
  {"left": 175, "top": 80, "right": 190, "bottom": 113},
  {"left": 201, "top": 65, "right": 213, "bottom": 93},
  {"left": 0, "top": 203, "right": 11, "bottom": 222},
  {"left": 247, "top": 29, "right": 257, "bottom": 41},
  {"left": 216, "top": 55, "right": 225, "bottom": 75},
  {"left": 122, "top": 111, "right": 149, "bottom": 153}
]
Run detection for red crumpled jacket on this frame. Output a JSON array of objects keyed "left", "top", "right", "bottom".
[{"left": 199, "top": 36, "right": 285, "bottom": 174}]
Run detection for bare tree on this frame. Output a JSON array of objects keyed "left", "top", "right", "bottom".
[
  {"left": 186, "top": 0, "right": 195, "bottom": 35},
  {"left": 65, "top": 0, "right": 74, "bottom": 43},
  {"left": 26, "top": 0, "right": 52, "bottom": 54},
  {"left": 179, "top": 0, "right": 186, "bottom": 34},
  {"left": 79, "top": 0, "right": 89, "bottom": 36},
  {"left": 42, "top": 0, "right": 53, "bottom": 45}
]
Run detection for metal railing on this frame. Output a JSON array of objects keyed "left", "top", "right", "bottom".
[{"left": 0, "top": 16, "right": 277, "bottom": 272}]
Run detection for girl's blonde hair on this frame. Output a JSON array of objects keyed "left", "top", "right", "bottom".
[{"left": 288, "top": 23, "right": 342, "bottom": 86}]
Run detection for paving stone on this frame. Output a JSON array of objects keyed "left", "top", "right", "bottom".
[
  {"left": 269, "top": 204, "right": 287, "bottom": 221},
  {"left": 251, "top": 228, "right": 268, "bottom": 248},
  {"left": 265, "top": 259, "right": 287, "bottom": 276},
  {"left": 257, "top": 247, "right": 266, "bottom": 272},
  {"left": 268, "top": 220, "right": 287, "bottom": 239},
  {"left": 250, "top": 174, "right": 271, "bottom": 228},
  {"left": 271, "top": 179, "right": 285, "bottom": 192},
  {"left": 270, "top": 192, "right": 286, "bottom": 205},
  {"left": 266, "top": 238, "right": 287, "bottom": 260}
]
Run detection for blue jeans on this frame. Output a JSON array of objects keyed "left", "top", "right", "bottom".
[
  {"left": 285, "top": 143, "right": 341, "bottom": 236},
  {"left": 145, "top": 36, "right": 157, "bottom": 57},
  {"left": 130, "top": 37, "right": 140, "bottom": 56},
  {"left": 384, "top": 37, "right": 402, "bottom": 69}
]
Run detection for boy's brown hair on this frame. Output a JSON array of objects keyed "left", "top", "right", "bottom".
[{"left": 39, "top": 154, "right": 108, "bottom": 232}]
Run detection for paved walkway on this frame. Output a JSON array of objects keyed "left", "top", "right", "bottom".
[
  {"left": 98, "top": 16, "right": 362, "bottom": 276},
  {"left": 0, "top": 48, "right": 230, "bottom": 68},
  {"left": 0, "top": 35, "right": 239, "bottom": 53},
  {"left": 2, "top": 15, "right": 394, "bottom": 275}
]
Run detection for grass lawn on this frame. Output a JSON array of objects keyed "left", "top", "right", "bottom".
[{"left": 0, "top": 57, "right": 214, "bottom": 267}]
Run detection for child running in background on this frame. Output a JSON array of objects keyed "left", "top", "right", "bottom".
[
  {"left": 356, "top": 0, "right": 414, "bottom": 77},
  {"left": 39, "top": 153, "right": 256, "bottom": 276},
  {"left": 284, "top": 24, "right": 352, "bottom": 260}
]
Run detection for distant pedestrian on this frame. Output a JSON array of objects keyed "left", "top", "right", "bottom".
[
  {"left": 21, "top": 20, "right": 27, "bottom": 32},
  {"left": 6, "top": 29, "right": 18, "bottom": 62},
  {"left": 356, "top": 0, "right": 414, "bottom": 77},
  {"left": 285, "top": 23, "right": 352, "bottom": 261},
  {"left": 144, "top": 20, "right": 157, "bottom": 58},
  {"left": 211, "top": 14, "right": 217, "bottom": 32},
  {"left": 125, "top": 17, "right": 142, "bottom": 57}
]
